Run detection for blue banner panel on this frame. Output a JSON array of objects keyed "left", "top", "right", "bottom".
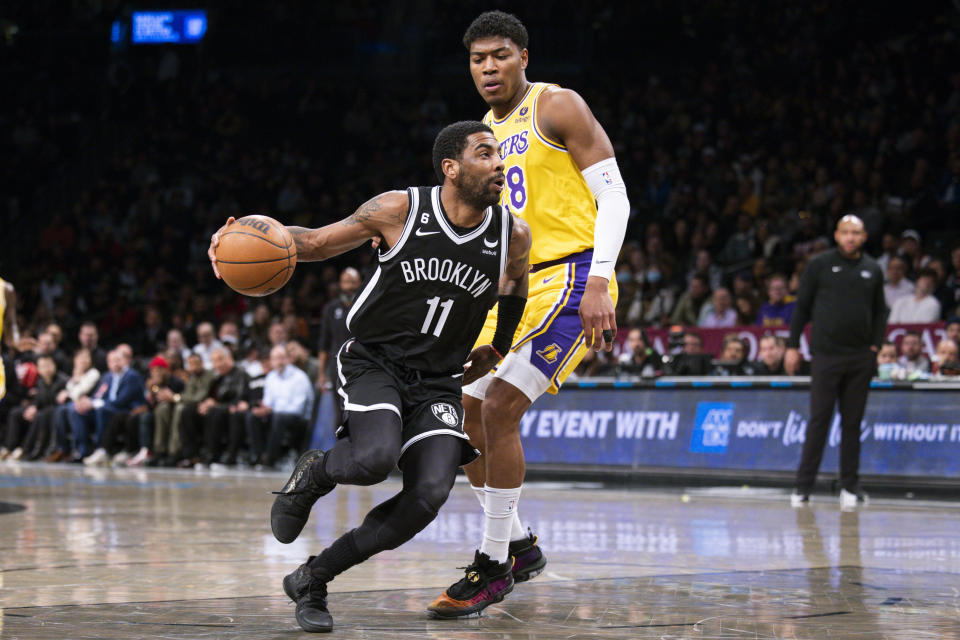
[
  {"left": 521, "top": 389, "right": 960, "bottom": 478},
  {"left": 132, "top": 11, "right": 207, "bottom": 44}
]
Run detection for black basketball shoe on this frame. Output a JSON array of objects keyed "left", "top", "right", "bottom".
[
  {"left": 427, "top": 550, "right": 514, "bottom": 618},
  {"left": 283, "top": 559, "right": 333, "bottom": 633},
  {"left": 508, "top": 530, "right": 547, "bottom": 582},
  {"left": 271, "top": 449, "right": 335, "bottom": 543}
]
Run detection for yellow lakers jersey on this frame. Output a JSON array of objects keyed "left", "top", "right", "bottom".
[
  {"left": 0, "top": 277, "right": 6, "bottom": 400},
  {"left": 483, "top": 82, "right": 596, "bottom": 265}
]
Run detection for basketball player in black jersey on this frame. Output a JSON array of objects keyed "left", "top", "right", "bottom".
[{"left": 208, "top": 121, "right": 531, "bottom": 633}]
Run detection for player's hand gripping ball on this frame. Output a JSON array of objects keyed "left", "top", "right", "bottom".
[{"left": 214, "top": 215, "right": 297, "bottom": 297}]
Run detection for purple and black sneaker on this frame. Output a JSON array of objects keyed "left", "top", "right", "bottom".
[{"left": 509, "top": 530, "right": 547, "bottom": 583}]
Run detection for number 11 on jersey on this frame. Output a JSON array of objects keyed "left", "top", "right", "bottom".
[{"left": 421, "top": 297, "right": 453, "bottom": 337}]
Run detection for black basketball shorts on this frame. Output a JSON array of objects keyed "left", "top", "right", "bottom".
[{"left": 334, "top": 339, "right": 479, "bottom": 467}]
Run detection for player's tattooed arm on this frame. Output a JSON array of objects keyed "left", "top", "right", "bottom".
[
  {"left": 207, "top": 192, "right": 409, "bottom": 278},
  {"left": 285, "top": 190, "right": 409, "bottom": 262},
  {"left": 499, "top": 215, "right": 531, "bottom": 298}
]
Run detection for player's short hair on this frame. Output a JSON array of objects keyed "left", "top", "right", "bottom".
[
  {"left": 463, "top": 10, "right": 528, "bottom": 50},
  {"left": 432, "top": 121, "right": 494, "bottom": 183}
]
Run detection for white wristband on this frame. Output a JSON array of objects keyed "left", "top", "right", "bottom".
[{"left": 582, "top": 158, "right": 629, "bottom": 281}]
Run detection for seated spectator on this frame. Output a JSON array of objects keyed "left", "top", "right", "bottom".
[
  {"left": 699, "top": 287, "right": 737, "bottom": 328},
  {"left": 876, "top": 232, "right": 899, "bottom": 274},
  {"left": 889, "top": 268, "right": 941, "bottom": 323},
  {"left": 734, "top": 292, "right": 759, "bottom": 326},
  {"left": 218, "top": 321, "right": 241, "bottom": 357},
  {"left": 151, "top": 353, "right": 215, "bottom": 467},
  {"left": 756, "top": 274, "right": 795, "bottom": 327},
  {"left": 287, "top": 338, "right": 319, "bottom": 384},
  {"left": 72, "top": 348, "right": 146, "bottom": 465},
  {"left": 616, "top": 328, "right": 662, "bottom": 378},
  {"left": 125, "top": 355, "right": 187, "bottom": 466},
  {"left": 688, "top": 249, "right": 723, "bottom": 291},
  {"left": 1, "top": 355, "right": 67, "bottom": 460},
  {"left": 78, "top": 322, "right": 108, "bottom": 372},
  {"left": 900, "top": 229, "right": 925, "bottom": 274},
  {"left": 239, "top": 345, "right": 267, "bottom": 378},
  {"left": 876, "top": 341, "right": 898, "bottom": 366},
  {"left": 932, "top": 338, "right": 960, "bottom": 376},
  {"left": 246, "top": 345, "right": 313, "bottom": 468},
  {"left": 884, "top": 256, "right": 914, "bottom": 308},
  {"left": 243, "top": 304, "right": 272, "bottom": 354},
  {"left": 670, "top": 273, "right": 711, "bottom": 327},
  {"left": 753, "top": 335, "right": 787, "bottom": 375},
  {"left": 663, "top": 330, "right": 713, "bottom": 375},
  {"left": 45, "top": 349, "right": 100, "bottom": 462},
  {"left": 898, "top": 331, "right": 931, "bottom": 375},
  {"left": 166, "top": 329, "right": 192, "bottom": 363},
  {"left": 875, "top": 341, "right": 900, "bottom": 380},
  {"left": 945, "top": 248, "right": 960, "bottom": 316},
  {"left": 946, "top": 317, "right": 960, "bottom": 345},
  {"left": 711, "top": 334, "right": 755, "bottom": 376},
  {"left": 193, "top": 322, "right": 224, "bottom": 370},
  {"left": 177, "top": 347, "right": 249, "bottom": 468},
  {"left": 926, "top": 257, "right": 955, "bottom": 320},
  {"left": 134, "top": 306, "right": 167, "bottom": 358},
  {"left": 35, "top": 331, "right": 70, "bottom": 374},
  {"left": 268, "top": 321, "right": 289, "bottom": 347},
  {"left": 44, "top": 323, "right": 64, "bottom": 353}
]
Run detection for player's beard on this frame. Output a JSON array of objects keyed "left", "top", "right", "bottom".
[{"left": 459, "top": 172, "right": 501, "bottom": 211}]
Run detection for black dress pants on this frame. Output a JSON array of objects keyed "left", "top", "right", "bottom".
[{"left": 795, "top": 350, "right": 876, "bottom": 492}]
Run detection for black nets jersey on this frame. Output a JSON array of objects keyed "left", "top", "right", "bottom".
[{"left": 346, "top": 186, "right": 512, "bottom": 376}]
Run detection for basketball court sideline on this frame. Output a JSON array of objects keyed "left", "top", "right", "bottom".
[{"left": 1, "top": 464, "right": 958, "bottom": 638}]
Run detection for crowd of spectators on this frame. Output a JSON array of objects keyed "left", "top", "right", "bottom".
[
  {"left": 0, "top": 314, "right": 328, "bottom": 468},
  {"left": 4, "top": 3, "right": 960, "bottom": 466}
]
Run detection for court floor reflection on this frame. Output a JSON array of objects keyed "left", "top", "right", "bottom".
[{"left": 2, "top": 463, "right": 959, "bottom": 638}]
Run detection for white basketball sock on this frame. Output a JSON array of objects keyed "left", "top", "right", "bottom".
[
  {"left": 510, "top": 509, "right": 526, "bottom": 542},
  {"left": 479, "top": 485, "right": 521, "bottom": 564},
  {"left": 471, "top": 484, "right": 486, "bottom": 508}
]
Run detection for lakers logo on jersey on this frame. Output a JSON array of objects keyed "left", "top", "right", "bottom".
[
  {"left": 536, "top": 343, "right": 563, "bottom": 364},
  {"left": 483, "top": 82, "right": 596, "bottom": 265}
]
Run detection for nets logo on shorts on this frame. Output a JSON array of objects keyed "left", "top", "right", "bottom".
[
  {"left": 536, "top": 343, "right": 563, "bottom": 364},
  {"left": 689, "top": 402, "right": 734, "bottom": 454},
  {"left": 431, "top": 402, "right": 460, "bottom": 427}
]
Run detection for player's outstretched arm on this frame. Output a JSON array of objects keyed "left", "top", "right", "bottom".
[
  {"left": 207, "top": 191, "right": 409, "bottom": 277},
  {"left": 285, "top": 191, "right": 409, "bottom": 262},
  {"left": 539, "top": 88, "right": 629, "bottom": 351},
  {"left": 462, "top": 216, "right": 531, "bottom": 385}
]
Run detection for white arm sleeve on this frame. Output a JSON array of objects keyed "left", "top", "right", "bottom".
[{"left": 582, "top": 158, "right": 629, "bottom": 281}]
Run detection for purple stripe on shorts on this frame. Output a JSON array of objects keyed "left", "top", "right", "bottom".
[{"left": 528, "top": 252, "right": 593, "bottom": 381}]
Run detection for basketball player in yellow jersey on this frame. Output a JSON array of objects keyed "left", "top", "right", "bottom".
[
  {"left": 0, "top": 278, "right": 19, "bottom": 401},
  {"left": 428, "top": 11, "right": 629, "bottom": 618}
]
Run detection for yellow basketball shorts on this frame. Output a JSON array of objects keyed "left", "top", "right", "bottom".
[{"left": 471, "top": 249, "right": 617, "bottom": 395}]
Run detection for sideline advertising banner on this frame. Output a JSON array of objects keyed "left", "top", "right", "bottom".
[{"left": 522, "top": 388, "right": 960, "bottom": 478}]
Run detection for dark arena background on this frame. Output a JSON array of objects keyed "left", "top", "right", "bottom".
[{"left": 2, "top": 1, "right": 960, "bottom": 638}]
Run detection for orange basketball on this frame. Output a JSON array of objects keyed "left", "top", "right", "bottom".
[{"left": 215, "top": 215, "right": 297, "bottom": 297}]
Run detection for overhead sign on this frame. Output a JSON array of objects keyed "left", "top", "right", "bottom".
[{"left": 131, "top": 11, "right": 207, "bottom": 44}]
